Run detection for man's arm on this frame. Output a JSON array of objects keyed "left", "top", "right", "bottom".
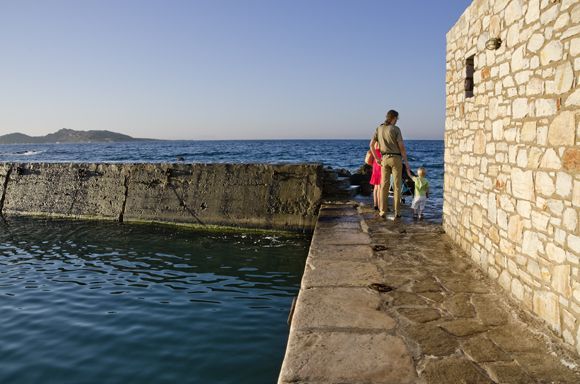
[{"left": 398, "top": 140, "right": 411, "bottom": 176}]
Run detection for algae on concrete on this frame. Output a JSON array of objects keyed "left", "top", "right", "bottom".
[{"left": 0, "top": 162, "right": 325, "bottom": 232}]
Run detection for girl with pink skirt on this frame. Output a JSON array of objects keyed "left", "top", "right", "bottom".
[{"left": 369, "top": 145, "right": 382, "bottom": 211}]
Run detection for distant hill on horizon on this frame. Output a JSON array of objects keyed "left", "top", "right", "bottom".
[{"left": 0, "top": 128, "right": 157, "bottom": 144}]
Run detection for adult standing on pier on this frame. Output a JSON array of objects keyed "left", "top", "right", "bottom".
[{"left": 369, "top": 110, "right": 411, "bottom": 218}]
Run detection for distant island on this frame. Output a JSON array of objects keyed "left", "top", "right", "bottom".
[{"left": 0, "top": 128, "right": 156, "bottom": 144}]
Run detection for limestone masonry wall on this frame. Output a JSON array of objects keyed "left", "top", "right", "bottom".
[
  {"left": 444, "top": 0, "right": 580, "bottom": 353},
  {"left": 0, "top": 163, "right": 324, "bottom": 231}
]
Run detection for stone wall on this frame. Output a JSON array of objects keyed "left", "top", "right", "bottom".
[
  {"left": 444, "top": 0, "right": 580, "bottom": 352},
  {"left": 0, "top": 163, "right": 324, "bottom": 231}
]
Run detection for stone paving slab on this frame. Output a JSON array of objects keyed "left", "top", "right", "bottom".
[
  {"left": 279, "top": 201, "right": 580, "bottom": 384},
  {"left": 279, "top": 203, "right": 416, "bottom": 384},
  {"left": 279, "top": 331, "right": 417, "bottom": 384},
  {"left": 308, "top": 243, "right": 374, "bottom": 261},
  {"left": 314, "top": 219, "right": 362, "bottom": 230},
  {"left": 301, "top": 258, "right": 382, "bottom": 288},
  {"left": 310, "top": 228, "right": 371, "bottom": 246},
  {"left": 291, "top": 287, "right": 396, "bottom": 330},
  {"left": 421, "top": 356, "right": 494, "bottom": 383},
  {"left": 317, "top": 205, "right": 359, "bottom": 217}
]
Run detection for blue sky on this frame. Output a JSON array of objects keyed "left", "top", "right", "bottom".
[{"left": 0, "top": 0, "right": 472, "bottom": 140}]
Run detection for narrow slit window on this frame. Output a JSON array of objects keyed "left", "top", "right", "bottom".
[{"left": 465, "top": 55, "right": 474, "bottom": 98}]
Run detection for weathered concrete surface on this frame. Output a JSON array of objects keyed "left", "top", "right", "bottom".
[
  {"left": 3, "top": 163, "right": 127, "bottom": 219},
  {"left": 282, "top": 331, "right": 416, "bottom": 384},
  {"left": 279, "top": 202, "right": 580, "bottom": 383},
  {"left": 0, "top": 162, "right": 323, "bottom": 231},
  {"left": 279, "top": 202, "right": 418, "bottom": 384}
]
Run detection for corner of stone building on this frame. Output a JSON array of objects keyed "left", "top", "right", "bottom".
[{"left": 444, "top": 0, "right": 580, "bottom": 355}]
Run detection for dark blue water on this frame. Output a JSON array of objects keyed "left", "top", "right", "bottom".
[
  {"left": 0, "top": 140, "right": 443, "bottom": 383},
  {"left": 0, "top": 140, "right": 369, "bottom": 168},
  {"left": 0, "top": 217, "right": 308, "bottom": 384},
  {"left": 0, "top": 139, "right": 444, "bottom": 214}
]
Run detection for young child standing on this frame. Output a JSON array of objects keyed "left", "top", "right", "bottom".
[{"left": 411, "top": 167, "right": 429, "bottom": 219}]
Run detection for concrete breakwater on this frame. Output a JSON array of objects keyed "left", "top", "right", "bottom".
[{"left": 0, "top": 162, "right": 329, "bottom": 231}]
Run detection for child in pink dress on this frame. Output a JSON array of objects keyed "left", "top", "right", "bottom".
[{"left": 369, "top": 146, "right": 382, "bottom": 211}]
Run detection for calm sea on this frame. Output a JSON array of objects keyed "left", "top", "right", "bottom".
[
  {"left": 0, "top": 139, "right": 444, "bottom": 215},
  {"left": 0, "top": 217, "right": 308, "bottom": 384},
  {"left": 0, "top": 139, "right": 444, "bottom": 383}
]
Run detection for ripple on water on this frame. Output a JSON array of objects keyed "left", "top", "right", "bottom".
[{"left": 0, "top": 217, "right": 308, "bottom": 384}]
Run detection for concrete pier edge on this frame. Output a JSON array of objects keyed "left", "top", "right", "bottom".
[{"left": 278, "top": 201, "right": 580, "bottom": 383}]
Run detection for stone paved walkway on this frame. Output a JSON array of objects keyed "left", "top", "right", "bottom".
[{"left": 279, "top": 201, "right": 580, "bottom": 384}]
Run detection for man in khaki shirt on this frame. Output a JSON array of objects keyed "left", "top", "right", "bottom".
[{"left": 370, "top": 110, "right": 411, "bottom": 218}]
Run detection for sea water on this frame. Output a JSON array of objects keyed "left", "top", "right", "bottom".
[
  {"left": 0, "top": 139, "right": 444, "bottom": 217},
  {"left": 0, "top": 139, "right": 444, "bottom": 383},
  {"left": 0, "top": 217, "right": 307, "bottom": 384}
]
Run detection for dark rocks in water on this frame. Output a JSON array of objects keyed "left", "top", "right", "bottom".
[
  {"left": 176, "top": 156, "right": 185, "bottom": 162},
  {"left": 358, "top": 164, "right": 372, "bottom": 174},
  {"left": 351, "top": 164, "right": 372, "bottom": 196},
  {"left": 322, "top": 167, "right": 357, "bottom": 199},
  {"left": 323, "top": 166, "right": 350, "bottom": 177}
]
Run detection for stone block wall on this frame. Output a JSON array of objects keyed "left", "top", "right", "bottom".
[
  {"left": 444, "top": 0, "right": 580, "bottom": 352},
  {"left": 0, "top": 163, "right": 323, "bottom": 231}
]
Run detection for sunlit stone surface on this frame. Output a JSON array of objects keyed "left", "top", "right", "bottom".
[{"left": 444, "top": 0, "right": 580, "bottom": 354}]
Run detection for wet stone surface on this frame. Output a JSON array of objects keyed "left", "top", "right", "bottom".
[
  {"left": 361, "top": 202, "right": 580, "bottom": 383},
  {"left": 422, "top": 356, "right": 495, "bottom": 384},
  {"left": 279, "top": 202, "right": 580, "bottom": 384}
]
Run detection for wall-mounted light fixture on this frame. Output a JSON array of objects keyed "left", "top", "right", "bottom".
[{"left": 485, "top": 38, "right": 502, "bottom": 50}]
